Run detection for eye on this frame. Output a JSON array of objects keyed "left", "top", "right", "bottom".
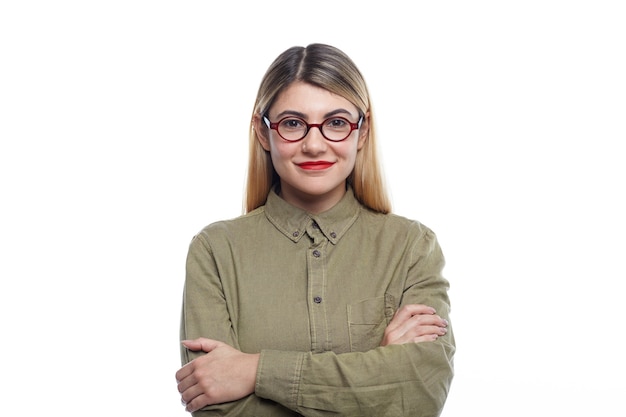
[
  {"left": 279, "top": 118, "right": 306, "bottom": 131},
  {"left": 324, "top": 117, "right": 349, "bottom": 130}
]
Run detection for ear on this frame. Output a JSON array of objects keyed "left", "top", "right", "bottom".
[
  {"left": 253, "top": 114, "right": 271, "bottom": 151},
  {"left": 356, "top": 112, "right": 370, "bottom": 150}
]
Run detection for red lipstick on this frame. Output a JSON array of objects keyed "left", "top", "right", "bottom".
[{"left": 297, "top": 161, "right": 334, "bottom": 170}]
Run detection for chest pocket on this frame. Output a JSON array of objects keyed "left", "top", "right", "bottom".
[{"left": 347, "top": 294, "right": 396, "bottom": 352}]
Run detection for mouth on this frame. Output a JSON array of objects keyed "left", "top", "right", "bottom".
[{"left": 297, "top": 161, "right": 335, "bottom": 170}]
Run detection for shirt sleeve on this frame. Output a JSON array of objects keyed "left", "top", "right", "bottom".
[
  {"left": 180, "top": 232, "right": 255, "bottom": 416},
  {"left": 180, "top": 231, "right": 240, "bottom": 356},
  {"left": 255, "top": 225, "right": 455, "bottom": 417}
]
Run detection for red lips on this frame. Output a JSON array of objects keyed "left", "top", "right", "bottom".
[{"left": 297, "top": 161, "right": 334, "bottom": 170}]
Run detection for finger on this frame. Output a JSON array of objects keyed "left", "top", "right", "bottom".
[
  {"left": 401, "top": 321, "right": 448, "bottom": 342},
  {"left": 176, "top": 368, "right": 196, "bottom": 393},
  {"left": 182, "top": 338, "right": 221, "bottom": 352},
  {"left": 393, "top": 324, "right": 447, "bottom": 345},
  {"left": 383, "top": 314, "right": 447, "bottom": 346},
  {"left": 180, "top": 382, "right": 205, "bottom": 409},
  {"left": 387, "top": 311, "right": 442, "bottom": 338},
  {"left": 413, "top": 334, "right": 439, "bottom": 343},
  {"left": 409, "top": 313, "right": 448, "bottom": 328},
  {"left": 403, "top": 314, "right": 448, "bottom": 336},
  {"left": 387, "top": 304, "right": 436, "bottom": 332},
  {"left": 186, "top": 393, "right": 211, "bottom": 413},
  {"left": 175, "top": 361, "right": 194, "bottom": 383},
  {"left": 394, "top": 304, "right": 436, "bottom": 320},
  {"left": 413, "top": 324, "right": 448, "bottom": 337}
]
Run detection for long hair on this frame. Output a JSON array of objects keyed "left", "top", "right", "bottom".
[{"left": 244, "top": 43, "right": 391, "bottom": 214}]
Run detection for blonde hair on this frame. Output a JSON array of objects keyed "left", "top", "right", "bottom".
[{"left": 244, "top": 43, "right": 391, "bottom": 214}]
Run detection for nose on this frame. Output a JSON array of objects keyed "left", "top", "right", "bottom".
[{"left": 301, "top": 126, "right": 327, "bottom": 154}]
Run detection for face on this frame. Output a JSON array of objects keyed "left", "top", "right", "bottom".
[{"left": 255, "top": 81, "right": 368, "bottom": 213}]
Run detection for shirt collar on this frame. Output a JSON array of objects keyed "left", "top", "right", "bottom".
[{"left": 264, "top": 186, "right": 361, "bottom": 244}]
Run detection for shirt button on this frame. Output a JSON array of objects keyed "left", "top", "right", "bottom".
[
  {"left": 292, "top": 231, "right": 299, "bottom": 237},
  {"left": 312, "top": 249, "right": 321, "bottom": 257},
  {"left": 313, "top": 296, "right": 322, "bottom": 304},
  {"left": 330, "top": 231, "right": 337, "bottom": 239},
  {"left": 312, "top": 221, "right": 319, "bottom": 229}
]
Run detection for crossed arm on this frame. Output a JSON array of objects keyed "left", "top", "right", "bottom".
[{"left": 176, "top": 303, "right": 449, "bottom": 413}]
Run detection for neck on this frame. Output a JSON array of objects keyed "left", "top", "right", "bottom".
[{"left": 277, "top": 183, "right": 347, "bottom": 214}]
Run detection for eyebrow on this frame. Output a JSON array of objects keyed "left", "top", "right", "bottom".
[{"left": 274, "top": 108, "right": 356, "bottom": 120}]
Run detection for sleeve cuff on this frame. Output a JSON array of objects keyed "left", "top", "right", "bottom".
[{"left": 255, "top": 349, "right": 306, "bottom": 410}]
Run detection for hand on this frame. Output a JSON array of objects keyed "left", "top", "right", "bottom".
[
  {"left": 175, "top": 338, "right": 260, "bottom": 413},
  {"left": 380, "top": 304, "right": 448, "bottom": 346}
]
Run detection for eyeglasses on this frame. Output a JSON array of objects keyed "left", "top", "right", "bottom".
[{"left": 263, "top": 114, "right": 364, "bottom": 142}]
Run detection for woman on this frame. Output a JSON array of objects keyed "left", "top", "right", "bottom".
[{"left": 176, "top": 43, "right": 455, "bottom": 416}]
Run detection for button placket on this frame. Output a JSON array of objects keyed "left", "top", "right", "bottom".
[{"left": 306, "top": 220, "right": 328, "bottom": 352}]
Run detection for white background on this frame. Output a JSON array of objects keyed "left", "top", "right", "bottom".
[{"left": 1, "top": 1, "right": 624, "bottom": 415}]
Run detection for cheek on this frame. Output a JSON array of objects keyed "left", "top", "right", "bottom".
[
  {"left": 337, "top": 142, "right": 359, "bottom": 163},
  {"left": 269, "top": 142, "right": 293, "bottom": 168}
]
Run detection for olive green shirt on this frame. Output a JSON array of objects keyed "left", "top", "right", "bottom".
[{"left": 180, "top": 188, "right": 455, "bottom": 416}]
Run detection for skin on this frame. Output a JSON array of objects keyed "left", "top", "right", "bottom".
[
  {"left": 255, "top": 81, "right": 367, "bottom": 214},
  {"left": 176, "top": 82, "right": 448, "bottom": 412}
]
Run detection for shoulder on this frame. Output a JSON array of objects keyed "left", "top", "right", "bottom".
[
  {"left": 192, "top": 207, "right": 267, "bottom": 245},
  {"left": 360, "top": 207, "right": 436, "bottom": 239}
]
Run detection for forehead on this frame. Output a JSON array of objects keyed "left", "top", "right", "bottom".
[{"left": 270, "top": 81, "right": 358, "bottom": 116}]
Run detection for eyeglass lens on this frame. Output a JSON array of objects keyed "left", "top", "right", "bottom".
[{"left": 278, "top": 117, "right": 354, "bottom": 141}]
